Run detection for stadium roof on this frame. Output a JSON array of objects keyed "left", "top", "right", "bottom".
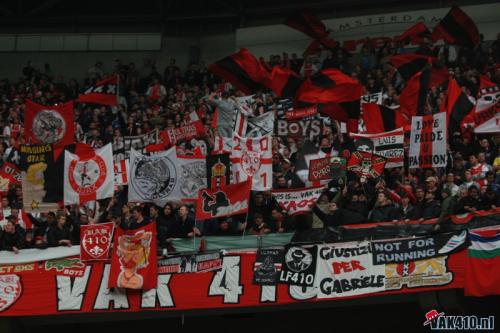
[{"left": 0, "top": 0, "right": 496, "bottom": 34}]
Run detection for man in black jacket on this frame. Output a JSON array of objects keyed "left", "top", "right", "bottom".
[
  {"left": 47, "top": 213, "right": 73, "bottom": 247},
  {"left": 0, "top": 219, "right": 24, "bottom": 253},
  {"left": 420, "top": 191, "right": 441, "bottom": 220}
]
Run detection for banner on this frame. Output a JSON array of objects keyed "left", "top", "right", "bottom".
[
  {"left": 108, "top": 223, "right": 157, "bottom": 290},
  {"left": 157, "top": 252, "right": 223, "bottom": 274},
  {"left": 316, "top": 242, "right": 385, "bottom": 298},
  {"left": 128, "top": 148, "right": 206, "bottom": 204},
  {"left": 308, "top": 157, "right": 332, "bottom": 182},
  {"left": 474, "top": 77, "right": 500, "bottom": 133},
  {"left": 330, "top": 157, "right": 347, "bottom": 185},
  {"left": 206, "top": 153, "right": 230, "bottom": 189},
  {"left": 0, "top": 162, "right": 20, "bottom": 196},
  {"left": 76, "top": 75, "right": 119, "bottom": 106},
  {"left": 64, "top": 143, "right": 114, "bottom": 205},
  {"left": 19, "top": 144, "right": 60, "bottom": 213},
  {"left": 164, "top": 120, "right": 205, "bottom": 146},
  {"left": 253, "top": 248, "right": 284, "bottom": 285},
  {"left": 360, "top": 92, "right": 383, "bottom": 105},
  {"left": 371, "top": 231, "right": 468, "bottom": 265},
  {"left": 272, "top": 186, "right": 325, "bottom": 216},
  {"left": 80, "top": 223, "right": 114, "bottom": 262},
  {"left": 195, "top": 180, "right": 251, "bottom": 220},
  {"left": 276, "top": 118, "right": 322, "bottom": 138},
  {"left": 0, "top": 245, "right": 468, "bottom": 316},
  {"left": 246, "top": 112, "right": 275, "bottom": 137},
  {"left": 409, "top": 112, "right": 447, "bottom": 169},
  {"left": 278, "top": 245, "right": 317, "bottom": 287},
  {"left": 284, "top": 106, "right": 318, "bottom": 120},
  {"left": 112, "top": 130, "right": 159, "bottom": 162},
  {"left": 350, "top": 128, "right": 404, "bottom": 168},
  {"left": 24, "top": 100, "right": 75, "bottom": 148},
  {"left": 347, "top": 151, "right": 386, "bottom": 179},
  {"left": 113, "top": 159, "right": 129, "bottom": 186},
  {"left": 231, "top": 133, "right": 272, "bottom": 191}
]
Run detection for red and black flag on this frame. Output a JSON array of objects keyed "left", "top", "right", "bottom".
[
  {"left": 76, "top": 75, "right": 119, "bottom": 106},
  {"left": 347, "top": 151, "right": 386, "bottom": 180},
  {"left": 361, "top": 103, "right": 407, "bottom": 134},
  {"left": 399, "top": 67, "right": 449, "bottom": 119},
  {"left": 442, "top": 78, "right": 474, "bottom": 135},
  {"left": 24, "top": 99, "right": 75, "bottom": 148},
  {"left": 209, "top": 48, "right": 269, "bottom": 94},
  {"left": 296, "top": 69, "right": 363, "bottom": 105},
  {"left": 394, "top": 22, "right": 432, "bottom": 45},
  {"left": 432, "top": 6, "right": 480, "bottom": 45},
  {"left": 266, "top": 66, "right": 302, "bottom": 98},
  {"left": 284, "top": 9, "right": 336, "bottom": 49},
  {"left": 389, "top": 54, "right": 433, "bottom": 81}
]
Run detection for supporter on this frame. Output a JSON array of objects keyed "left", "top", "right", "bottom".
[
  {"left": 247, "top": 192, "right": 273, "bottom": 229},
  {"left": 369, "top": 192, "right": 399, "bottom": 222},
  {"left": 456, "top": 185, "right": 485, "bottom": 214},
  {"left": 270, "top": 207, "right": 293, "bottom": 233},
  {"left": 214, "top": 217, "right": 239, "bottom": 236},
  {"left": 420, "top": 191, "right": 441, "bottom": 220},
  {"left": 121, "top": 206, "right": 151, "bottom": 230},
  {"left": 435, "top": 188, "right": 458, "bottom": 230},
  {"left": 249, "top": 213, "right": 272, "bottom": 236},
  {"left": 482, "top": 186, "right": 499, "bottom": 209},
  {"left": 167, "top": 204, "right": 199, "bottom": 239},
  {"left": 0, "top": 219, "right": 24, "bottom": 253},
  {"left": 442, "top": 173, "right": 460, "bottom": 197},
  {"left": 47, "top": 213, "right": 73, "bottom": 247},
  {"left": 397, "top": 194, "right": 419, "bottom": 221}
]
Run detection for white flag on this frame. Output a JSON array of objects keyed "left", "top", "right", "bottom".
[
  {"left": 114, "top": 159, "right": 129, "bottom": 186},
  {"left": 231, "top": 133, "right": 272, "bottom": 191},
  {"left": 409, "top": 112, "right": 447, "bottom": 169},
  {"left": 128, "top": 148, "right": 206, "bottom": 205},
  {"left": 64, "top": 143, "right": 114, "bottom": 205}
]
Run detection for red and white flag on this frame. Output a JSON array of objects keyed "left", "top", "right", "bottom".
[
  {"left": 76, "top": 75, "right": 119, "bottom": 106},
  {"left": 24, "top": 99, "right": 75, "bottom": 148},
  {"left": 409, "top": 112, "right": 447, "bottom": 169},
  {"left": 231, "top": 133, "right": 272, "bottom": 191},
  {"left": 114, "top": 159, "right": 129, "bottom": 186},
  {"left": 195, "top": 180, "right": 251, "bottom": 220},
  {"left": 64, "top": 143, "right": 114, "bottom": 205},
  {"left": 80, "top": 222, "right": 114, "bottom": 262},
  {"left": 108, "top": 222, "right": 157, "bottom": 290}
]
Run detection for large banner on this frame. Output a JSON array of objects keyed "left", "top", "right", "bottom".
[
  {"left": 108, "top": 223, "right": 157, "bottom": 290},
  {"left": 272, "top": 186, "right": 325, "bottom": 216},
  {"left": 316, "top": 242, "right": 386, "bottom": 299},
  {"left": 195, "top": 180, "right": 251, "bottom": 220},
  {"left": 350, "top": 128, "right": 404, "bottom": 168},
  {"left": 128, "top": 148, "right": 206, "bottom": 205},
  {"left": 231, "top": 133, "right": 272, "bottom": 191},
  {"left": 112, "top": 130, "right": 159, "bottom": 162},
  {"left": 276, "top": 118, "right": 322, "bottom": 138},
  {"left": 409, "top": 112, "right": 447, "bottom": 169},
  {"left": 64, "top": 144, "right": 114, "bottom": 205},
  {"left": 164, "top": 120, "right": 205, "bottom": 146},
  {"left": 0, "top": 245, "right": 467, "bottom": 316},
  {"left": 24, "top": 100, "right": 75, "bottom": 148},
  {"left": 19, "top": 144, "right": 60, "bottom": 213},
  {"left": 371, "top": 231, "right": 467, "bottom": 265}
]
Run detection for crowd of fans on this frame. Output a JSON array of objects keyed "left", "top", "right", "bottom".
[{"left": 0, "top": 32, "right": 500, "bottom": 254}]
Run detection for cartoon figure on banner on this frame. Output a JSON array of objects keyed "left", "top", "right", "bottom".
[
  {"left": 201, "top": 190, "right": 230, "bottom": 216},
  {"left": 32, "top": 109, "right": 66, "bottom": 144},
  {"left": 132, "top": 156, "right": 176, "bottom": 200},
  {"left": 286, "top": 247, "right": 312, "bottom": 272},
  {"left": 68, "top": 156, "right": 107, "bottom": 195},
  {"left": 116, "top": 230, "right": 152, "bottom": 289},
  {"left": 241, "top": 149, "right": 261, "bottom": 176}
]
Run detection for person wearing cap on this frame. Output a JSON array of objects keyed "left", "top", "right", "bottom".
[{"left": 420, "top": 191, "right": 441, "bottom": 220}]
